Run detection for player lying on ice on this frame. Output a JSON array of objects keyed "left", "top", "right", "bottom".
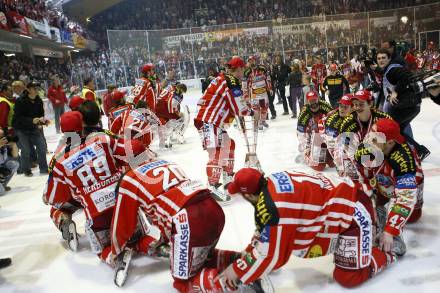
[
  {"left": 110, "top": 159, "right": 272, "bottom": 291},
  {"left": 218, "top": 167, "right": 406, "bottom": 289}
]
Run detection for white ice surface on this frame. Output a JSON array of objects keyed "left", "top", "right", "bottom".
[{"left": 1, "top": 89, "right": 440, "bottom": 293}]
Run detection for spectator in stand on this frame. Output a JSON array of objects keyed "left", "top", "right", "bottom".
[
  {"left": 47, "top": 75, "right": 68, "bottom": 134},
  {"left": 12, "top": 81, "right": 49, "bottom": 177},
  {"left": 287, "top": 63, "right": 303, "bottom": 118},
  {"left": 0, "top": 82, "right": 14, "bottom": 129},
  {"left": 102, "top": 84, "right": 117, "bottom": 116},
  {"left": 0, "top": 128, "right": 19, "bottom": 196},
  {"left": 11, "top": 80, "right": 25, "bottom": 99},
  {"left": 273, "top": 55, "right": 291, "bottom": 115}
]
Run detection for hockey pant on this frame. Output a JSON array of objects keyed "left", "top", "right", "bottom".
[
  {"left": 50, "top": 199, "right": 82, "bottom": 230},
  {"left": 251, "top": 97, "right": 269, "bottom": 123},
  {"left": 197, "top": 123, "right": 235, "bottom": 186},
  {"left": 332, "top": 190, "right": 396, "bottom": 288},
  {"left": 171, "top": 195, "right": 241, "bottom": 293}
]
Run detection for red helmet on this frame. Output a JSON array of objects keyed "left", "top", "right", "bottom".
[
  {"left": 330, "top": 63, "right": 338, "bottom": 71},
  {"left": 141, "top": 63, "right": 155, "bottom": 74},
  {"left": 111, "top": 90, "right": 125, "bottom": 102}
]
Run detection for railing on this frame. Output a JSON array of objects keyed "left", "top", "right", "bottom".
[{"left": 72, "top": 3, "right": 440, "bottom": 90}]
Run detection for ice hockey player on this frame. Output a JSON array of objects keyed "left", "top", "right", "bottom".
[
  {"left": 43, "top": 101, "right": 146, "bottom": 264},
  {"left": 107, "top": 90, "right": 133, "bottom": 125},
  {"left": 129, "top": 63, "right": 160, "bottom": 112},
  {"left": 245, "top": 55, "right": 272, "bottom": 130},
  {"left": 297, "top": 91, "right": 333, "bottom": 171},
  {"left": 338, "top": 90, "right": 392, "bottom": 179},
  {"left": 43, "top": 111, "right": 84, "bottom": 251},
  {"left": 322, "top": 94, "right": 354, "bottom": 176},
  {"left": 68, "top": 95, "right": 85, "bottom": 111},
  {"left": 156, "top": 83, "right": 188, "bottom": 147},
  {"left": 355, "top": 118, "right": 424, "bottom": 237},
  {"left": 219, "top": 167, "right": 401, "bottom": 289},
  {"left": 109, "top": 100, "right": 157, "bottom": 152},
  {"left": 110, "top": 159, "right": 270, "bottom": 291},
  {"left": 311, "top": 56, "right": 327, "bottom": 98},
  {"left": 194, "top": 56, "right": 253, "bottom": 202}
]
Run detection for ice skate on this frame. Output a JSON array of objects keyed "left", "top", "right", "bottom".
[
  {"left": 61, "top": 219, "right": 79, "bottom": 252},
  {"left": 114, "top": 248, "right": 133, "bottom": 287},
  {"left": 261, "top": 121, "right": 269, "bottom": 128},
  {"left": 240, "top": 274, "right": 274, "bottom": 293},
  {"left": 209, "top": 183, "right": 231, "bottom": 204}
]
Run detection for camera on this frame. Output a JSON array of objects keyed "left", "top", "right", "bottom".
[{"left": 409, "top": 70, "right": 440, "bottom": 94}]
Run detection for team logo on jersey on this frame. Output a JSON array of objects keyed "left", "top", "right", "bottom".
[
  {"left": 232, "top": 88, "right": 242, "bottom": 98},
  {"left": 129, "top": 110, "right": 146, "bottom": 121},
  {"left": 353, "top": 201, "right": 372, "bottom": 268},
  {"left": 63, "top": 144, "right": 102, "bottom": 170},
  {"left": 269, "top": 172, "right": 294, "bottom": 193},
  {"left": 138, "top": 160, "right": 169, "bottom": 174},
  {"left": 173, "top": 209, "right": 190, "bottom": 279},
  {"left": 396, "top": 174, "right": 417, "bottom": 189}
]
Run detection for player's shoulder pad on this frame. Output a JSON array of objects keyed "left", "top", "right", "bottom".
[
  {"left": 254, "top": 183, "right": 279, "bottom": 232},
  {"left": 340, "top": 113, "right": 358, "bottom": 133},
  {"left": 373, "top": 108, "right": 392, "bottom": 119},
  {"left": 388, "top": 142, "right": 417, "bottom": 176},
  {"left": 319, "top": 100, "right": 333, "bottom": 113}
]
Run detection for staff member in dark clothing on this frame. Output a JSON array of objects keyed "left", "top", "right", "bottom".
[
  {"left": 377, "top": 48, "right": 430, "bottom": 160},
  {"left": 267, "top": 61, "right": 277, "bottom": 120},
  {"left": 381, "top": 40, "right": 407, "bottom": 67},
  {"left": 287, "top": 63, "right": 303, "bottom": 118},
  {"left": 273, "top": 55, "right": 291, "bottom": 115},
  {"left": 201, "top": 66, "right": 218, "bottom": 93},
  {"left": 322, "top": 64, "right": 350, "bottom": 107},
  {"left": 12, "top": 82, "right": 49, "bottom": 176}
]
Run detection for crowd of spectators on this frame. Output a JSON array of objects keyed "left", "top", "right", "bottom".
[{"left": 1, "top": 0, "right": 91, "bottom": 38}]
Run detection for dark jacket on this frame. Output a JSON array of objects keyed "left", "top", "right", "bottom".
[
  {"left": 12, "top": 93, "right": 45, "bottom": 131},
  {"left": 382, "top": 64, "right": 419, "bottom": 109},
  {"left": 288, "top": 71, "right": 303, "bottom": 88},
  {"left": 273, "top": 63, "right": 291, "bottom": 87},
  {"left": 322, "top": 73, "right": 350, "bottom": 101}
]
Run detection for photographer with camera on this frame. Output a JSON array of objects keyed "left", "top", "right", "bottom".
[
  {"left": 12, "top": 81, "right": 49, "bottom": 177},
  {"left": 377, "top": 48, "right": 430, "bottom": 160},
  {"left": 0, "top": 128, "right": 19, "bottom": 196}
]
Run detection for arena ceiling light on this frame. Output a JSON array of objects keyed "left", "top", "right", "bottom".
[
  {"left": 72, "top": 49, "right": 80, "bottom": 52},
  {"left": 65, "top": 45, "right": 75, "bottom": 48},
  {"left": 4, "top": 53, "right": 15, "bottom": 57},
  {"left": 401, "top": 16, "right": 409, "bottom": 24}
]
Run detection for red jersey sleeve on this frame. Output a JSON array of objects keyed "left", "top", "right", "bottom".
[
  {"left": 85, "top": 91, "right": 95, "bottom": 102},
  {"left": 0, "top": 102, "right": 10, "bottom": 128}
]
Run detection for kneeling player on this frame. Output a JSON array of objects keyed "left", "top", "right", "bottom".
[
  {"left": 110, "top": 159, "right": 270, "bottom": 291},
  {"left": 297, "top": 91, "right": 334, "bottom": 171},
  {"left": 219, "top": 167, "right": 400, "bottom": 289},
  {"left": 156, "top": 83, "right": 188, "bottom": 148},
  {"left": 355, "top": 118, "right": 424, "bottom": 248}
]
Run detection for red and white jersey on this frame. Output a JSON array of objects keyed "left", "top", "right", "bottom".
[
  {"left": 156, "top": 85, "right": 182, "bottom": 123},
  {"left": 108, "top": 104, "right": 134, "bottom": 125},
  {"left": 231, "top": 171, "right": 359, "bottom": 284},
  {"left": 44, "top": 132, "right": 127, "bottom": 221},
  {"left": 246, "top": 67, "right": 272, "bottom": 100},
  {"left": 128, "top": 77, "right": 160, "bottom": 112},
  {"left": 311, "top": 63, "right": 327, "bottom": 85},
  {"left": 194, "top": 74, "right": 251, "bottom": 128},
  {"left": 111, "top": 159, "right": 208, "bottom": 255},
  {"left": 110, "top": 108, "right": 154, "bottom": 147}
]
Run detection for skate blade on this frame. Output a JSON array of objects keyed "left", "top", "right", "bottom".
[
  {"left": 67, "top": 222, "right": 78, "bottom": 252},
  {"left": 114, "top": 249, "right": 133, "bottom": 287}
]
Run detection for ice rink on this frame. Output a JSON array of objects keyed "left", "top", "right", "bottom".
[{"left": 1, "top": 89, "right": 440, "bottom": 293}]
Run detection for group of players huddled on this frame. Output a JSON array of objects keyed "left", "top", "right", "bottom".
[{"left": 41, "top": 50, "right": 428, "bottom": 292}]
